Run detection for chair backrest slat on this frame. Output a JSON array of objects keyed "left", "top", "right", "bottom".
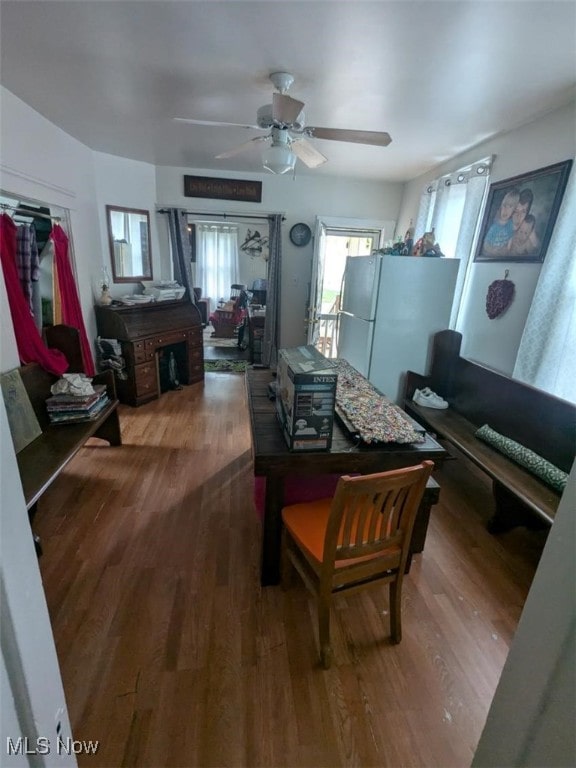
[{"left": 324, "top": 462, "right": 434, "bottom": 566}]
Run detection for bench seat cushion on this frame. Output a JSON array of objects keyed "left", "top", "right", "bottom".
[{"left": 475, "top": 424, "right": 568, "bottom": 493}]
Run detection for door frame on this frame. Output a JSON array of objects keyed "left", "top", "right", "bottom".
[{"left": 307, "top": 216, "right": 396, "bottom": 352}]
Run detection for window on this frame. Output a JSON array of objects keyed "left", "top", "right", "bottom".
[
  {"left": 431, "top": 181, "right": 467, "bottom": 258},
  {"left": 414, "top": 158, "right": 492, "bottom": 326},
  {"left": 195, "top": 223, "right": 240, "bottom": 306}
]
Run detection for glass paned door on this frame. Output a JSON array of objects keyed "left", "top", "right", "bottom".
[{"left": 307, "top": 218, "right": 394, "bottom": 358}]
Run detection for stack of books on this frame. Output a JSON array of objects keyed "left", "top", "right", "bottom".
[{"left": 45, "top": 384, "right": 110, "bottom": 424}]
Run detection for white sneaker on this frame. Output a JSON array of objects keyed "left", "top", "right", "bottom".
[
  {"left": 421, "top": 387, "right": 448, "bottom": 406},
  {"left": 412, "top": 389, "right": 448, "bottom": 409}
]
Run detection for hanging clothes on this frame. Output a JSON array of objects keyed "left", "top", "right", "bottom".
[
  {"left": 18, "top": 204, "right": 52, "bottom": 253},
  {"left": 48, "top": 237, "right": 63, "bottom": 326},
  {"left": 50, "top": 224, "right": 95, "bottom": 376},
  {"left": 15, "top": 223, "right": 40, "bottom": 312},
  {"left": 35, "top": 238, "right": 55, "bottom": 330},
  {"left": 0, "top": 213, "right": 68, "bottom": 375}
]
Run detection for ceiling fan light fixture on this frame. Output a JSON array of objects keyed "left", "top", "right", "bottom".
[{"left": 262, "top": 144, "right": 296, "bottom": 174}]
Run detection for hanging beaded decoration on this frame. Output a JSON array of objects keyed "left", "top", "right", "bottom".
[{"left": 486, "top": 270, "right": 516, "bottom": 319}]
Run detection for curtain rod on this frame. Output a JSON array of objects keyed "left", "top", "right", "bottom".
[
  {"left": 0, "top": 203, "right": 61, "bottom": 222},
  {"left": 157, "top": 208, "right": 285, "bottom": 222}
]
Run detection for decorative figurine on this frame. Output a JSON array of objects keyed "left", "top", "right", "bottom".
[{"left": 98, "top": 266, "right": 112, "bottom": 305}]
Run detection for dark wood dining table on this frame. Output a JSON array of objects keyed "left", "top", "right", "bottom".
[{"left": 246, "top": 368, "right": 448, "bottom": 585}]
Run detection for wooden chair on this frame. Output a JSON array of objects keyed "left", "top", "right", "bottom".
[
  {"left": 44, "top": 324, "right": 85, "bottom": 372},
  {"left": 281, "top": 460, "right": 434, "bottom": 668},
  {"left": 230, "top": 283, "right": 247, "bottom": 300}
]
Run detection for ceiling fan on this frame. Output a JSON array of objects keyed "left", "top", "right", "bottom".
[{"left": 174, "top": 72, "right": 392, "bottom": 175}]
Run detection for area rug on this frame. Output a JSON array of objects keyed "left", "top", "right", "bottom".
[
  {"left": 204, "top": 360, "right": 248, "bottom": 373},
  {"left": 203, "top": 329, "right": 239, "bottom": 348}
]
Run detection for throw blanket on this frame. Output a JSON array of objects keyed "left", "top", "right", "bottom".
[
  {"left": 335, "top": 359, "right": 424, "bottom": 444},
  {"left": 475, "top": 424, "right": 568, "bottom": 493}
]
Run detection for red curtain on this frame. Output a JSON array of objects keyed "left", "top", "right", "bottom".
[
  {"left": 51, "top": 224, "right": 95, "bottom": 376},
  {"left": 0, "top": 213, "right": 68, "bottom": 375}
]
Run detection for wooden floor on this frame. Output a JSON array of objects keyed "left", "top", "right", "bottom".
[{"left": 34, "top": 373, "right": 546, "bottom": 768}]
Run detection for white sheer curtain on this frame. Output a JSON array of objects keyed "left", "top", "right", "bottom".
[
  {"left": 195, "top": 223, "right": 240, "bottom": 306},
  {"left": 513, "top": 162, "right": 576, "bottom": 403},
  {"left": 415, "top": 158, "right": 492, "bottom": 327}
]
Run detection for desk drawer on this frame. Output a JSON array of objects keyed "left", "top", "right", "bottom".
[
  {"left": 144, "top": 331, "right": 188, "bottom": 350},
  {"left": 187, "top": 327, "right": 203, "bottom": 347},
  {"left": 134, "top": 362, "right": 158, "bottom": 397},
  {"left": 188, "top": 347, "right": 204, "bottom": 365},
  {"left": 189, "top": 362, "right": 204, "bottom": 382},
  {"left": 132, "top": 340, "right": 147, "bottom": 364}
]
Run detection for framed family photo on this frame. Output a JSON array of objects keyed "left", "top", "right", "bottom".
[{"left": 474, "top": 159, "right": 572, "bottom": 263}]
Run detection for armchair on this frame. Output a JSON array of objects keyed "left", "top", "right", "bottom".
[{"left": 209, "top": 287, "right": 249, "bottom": 339}]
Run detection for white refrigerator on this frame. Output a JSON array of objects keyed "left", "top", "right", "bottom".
[{"left": 337, "top": 254, "right": 460, "bottom": 403}]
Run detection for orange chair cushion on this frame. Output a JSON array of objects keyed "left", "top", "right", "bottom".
[
  {"left": 283, "top": 498, "right": 333, "bottom": 564},
  {"left": 282, "top": 498, "right": 400, "bottom": 568}
]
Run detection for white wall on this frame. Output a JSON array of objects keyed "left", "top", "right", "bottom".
[
  {"left": 155, "top": 166, "right": 404, "bottom": 347},
  {"left": 397, "top": 101, "right": 576, "bottom": 375},
  {"left": 92, "top": 151, "right": 164, "bottom": 297}
]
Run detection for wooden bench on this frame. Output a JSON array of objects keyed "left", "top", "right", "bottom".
[
  {"left": 15, "top": 327, "right": 122, "bottom": 551},
  {"left": 403, "top": 330, "right": 575, "bottom": 532}
]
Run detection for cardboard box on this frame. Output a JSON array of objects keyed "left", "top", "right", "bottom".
[{"left": 275, "top": 345, "right": 338, "bottom": 451}]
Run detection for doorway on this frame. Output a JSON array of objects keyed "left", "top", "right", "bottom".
[
  {"left": 307, "top": 217, "right": 395, "bottom": 357},
  {"left": 191, "top": 218, "right": 266, "bottom": 364}
]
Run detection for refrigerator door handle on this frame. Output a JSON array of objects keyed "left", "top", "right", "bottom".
[
  {"left": 335, "top": 310, "right": 347, "bottom": 348},
  {"left": 339, "top": 269, "right": 346, "bottom": 313},
  {"left": 338, "top": 310, "right": 374, "bottom": 322}
]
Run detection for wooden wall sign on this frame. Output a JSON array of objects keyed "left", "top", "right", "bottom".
[{"left": 184, "top": 175, "right": 262, "bottom": 203}]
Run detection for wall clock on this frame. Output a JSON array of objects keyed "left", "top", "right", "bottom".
[{"left": 289, "top": 223, "right": 312, "bottom": 247}]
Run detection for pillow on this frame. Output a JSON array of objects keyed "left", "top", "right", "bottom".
[{"left": 475, "top": 424, "right": 568, "bottom": 493}]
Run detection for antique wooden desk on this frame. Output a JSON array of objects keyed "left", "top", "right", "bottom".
[
  {"left": 246, "top": 369, "right": 447, "bottom": 585},
  {"left": 95, "top": 299, "right": 204, "bottom": 406}
]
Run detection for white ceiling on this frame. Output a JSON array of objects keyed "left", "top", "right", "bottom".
[{"left": 1, "top": 1, "right": 575, "bottom": 182}]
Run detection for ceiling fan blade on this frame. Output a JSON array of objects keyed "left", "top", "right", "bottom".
[
  {"left": 290, "top": 138, "right": 328, "bottom": 168},
  {"left": 272, "top": 93, "right": 305, "bottom": 125},
  {"left": 215, "top": 135, "right": 269, "bottom": 159},
  {"left": 305, "top": 127, "right": 392, "bottom": 146},
  {"left": 174, "top": 117, "right": 262, "bottom": 130}
]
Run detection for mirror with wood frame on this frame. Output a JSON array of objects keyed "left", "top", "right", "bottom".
[{"left": 106, "top": 205, "right": 153, "bottom": 283}]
